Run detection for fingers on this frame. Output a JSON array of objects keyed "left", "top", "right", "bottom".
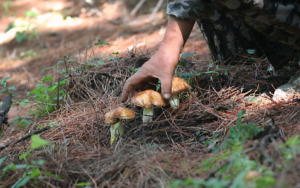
[
  {"left": 121, "top": 71, "right": 155, "bottom": 102},
  {"left": 121, "top": 81, "right": 133, "bottom": 103},
  {"left": 160, "top": 75, "right": 173, "bottom": 100}
]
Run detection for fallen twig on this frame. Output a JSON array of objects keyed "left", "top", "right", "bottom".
[{"left": 0, "top": 126, "right": 50, "bottom": 151}]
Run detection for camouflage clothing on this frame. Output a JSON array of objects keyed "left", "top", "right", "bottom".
[{"left": 167, "top": 0, "right": 300, "bottom": 49}]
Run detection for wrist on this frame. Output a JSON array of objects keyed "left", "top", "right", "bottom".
[{"left": 158, "top": 42, "right": 181, "bottom": 65}]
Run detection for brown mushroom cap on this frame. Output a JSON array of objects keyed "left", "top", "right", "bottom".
[
  {"left": 171, "top": 77, "right": 189, "bottom": 94},
  {"left": 130, "top": 90, "right": 167, "bottom": 108},
  {"left": 105, "top": 107, "right": 135, "bottom": 124},
  {"left": 245, "top": 170, "right": 260, "bottom": 181}
]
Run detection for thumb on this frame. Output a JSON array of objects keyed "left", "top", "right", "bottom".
[{"left": 160, "top": 76, "right": 172, "bottom": 100}]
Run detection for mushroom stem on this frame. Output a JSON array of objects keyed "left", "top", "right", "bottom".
[
  {"left": 169, "top": 94, "right": 179, "bottom": 110},
  {"left": 110, "top": 120, "right": 124, "bottom": 145},
  {"left": 142, "top": 107, "right": 154, "bottom": 123}
]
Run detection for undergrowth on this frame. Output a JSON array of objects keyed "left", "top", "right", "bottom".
[
  {"left": 1, "top": 45, "right": 300, "bottom": 187},
  {"left": 171, "top": 110, "right": 299, "bottom": 188}
]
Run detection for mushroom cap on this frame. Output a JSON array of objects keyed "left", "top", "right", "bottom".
[
  {"left": 244, "top": 170, "right": 260, "bottom": 181},
  {"left": 105, "top": 107, "right": 135, "bottom": 124},
  {"left": 130, "top": 90, "right": 167, "bottom": 108},
  {"left": 171, "top": 77, "right": 189, "bottom": 94}
]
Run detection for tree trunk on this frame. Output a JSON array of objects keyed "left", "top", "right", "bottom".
[{"left": 197, "top": 5, "right": 263, "bottom": 65}]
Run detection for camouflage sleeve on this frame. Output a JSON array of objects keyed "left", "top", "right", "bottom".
[{"left": 167, "top": 0, "right": 214, "bottom": 20}]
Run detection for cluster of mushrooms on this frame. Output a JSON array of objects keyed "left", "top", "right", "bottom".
[{"left": 105, "top": 77, "right": 189, "bottom": 145}]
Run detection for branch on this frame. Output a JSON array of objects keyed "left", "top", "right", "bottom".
[
  {"left": 0, "top": 126, "right": 50, "bottom": 150},
  {"left": 125, "top": 0, "right": 146, "bottom": 22},
  {"left": 149, "top": 0, "right": 164, "bottom": 21}
]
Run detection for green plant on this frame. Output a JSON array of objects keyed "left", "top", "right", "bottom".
[
  {"left": 27, "top": 74, "right": 68, "bottom": 115},
  {"left": 20, "top": 49, "right": 37, "bottom": 60},
  {"left": 13, "top": 116, "right": 31, "bottom": 128},
  {"left": 3, "top": 0, "right": 12, "bottom": 13},
  {"left": 171, "top": 111, "right": 276, "bottom": 188},
  {"left": 4, "top": 10, "right": 39, "bottom": 43},
  {"left": 222, "top": 111, "right": 264, "bottom": 149},
  {"left": 178, "top": 56, "right": 228, "bottom": 82},
  {"left": 0, "top": 77, "right": 16, "bottom": 95},
  {"left": 76, "top": 182, "right": 92, "bottom": 188},
  {"left": 2, "top": 135, "right": 60, "bottom": 188}
]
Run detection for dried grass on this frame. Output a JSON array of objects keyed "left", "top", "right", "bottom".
[{"left": 1, "top": 51, "right": 300, "bottom": 187}]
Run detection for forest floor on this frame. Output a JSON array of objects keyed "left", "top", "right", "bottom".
[{"left": 1, "top": 1, "right": 300, "bottom": 188}]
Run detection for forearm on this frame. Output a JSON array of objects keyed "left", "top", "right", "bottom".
[
  {"left": 121, "top": 16, "right": 196, "bottom": 102},
  {"left": 160, "top": 15, "right": 196, "bottom": 58}
]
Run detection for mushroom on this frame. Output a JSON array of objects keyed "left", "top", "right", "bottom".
[
  {"left": 105, "top": 107, "right": 135, "bottom": 145},
  {"left": 130, "top": 90, "right": 167, "bottom": 123},
  {"left": 170, "top": 77, "right": 189, "bottom": 110},
  {"left": 244, "top": 170, "right": 260, "bottom": 181}
]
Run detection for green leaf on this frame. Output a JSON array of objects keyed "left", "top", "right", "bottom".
[
  {"left": 286, "top": 135, "right": 299, "bottom": 147},
  {"left": 205, "top": 178, "right": 230, "bottom": 188},
  {"left": 41, "top": 171, "right": 61, "bottom": 179},
  {"left": 132, "top": 67, "right": 141, "bottom": 73},
  {"left": 267, "top": 66, "right": 274, "bottom": 72},
  {"left": 28, "top": 87, "right": 41, "bottom": 95},
  {"left": 16, "top": 164, "right": 33, "bottom": 169},
  {"left": 1, "top": 77, "right": 12, "bottom": 87},
  {"left": 49, "top": 123, "right": 61, "bottom": 128},
  {"left": 237, "top": 110, "right": 246, "bottom": 127},
  {"left": 76, "top": 182, "right": 91, "bottom": 186},
  {"left": 30, "top": 168, "right": 41, "bottom": 178},
  {"left": 30, "top": 135, "right": 52, "bottom": 149},
  {"left": 247, "top": 49, "right": 256, "bottom": 55},
  {"left": 179, "top": 72, "right": 197, "bottom": 78},
  {"left": 20, "top": 99, "right": 29, "bottom": 106},
  {"left": 41, "top": 67, "right": 53, "bottom": 72},
  {"left": 15, "top": 31, "right": 27, "bottom": 43},
  {"left": 19, "top": 149, "right": 32, "bottom": 160},
  {"left": 12, "top": 176, "right": 31, "bottom": 188},
  {"left": 32, "top": 159, "right": 46, "bottom": 166},
  {"left": 21, "top": 120, "right": 32, "bottom": 127},
  {"left": 284, "top": 66, "right": 291, "bottom": 71},
  {"left": 94, "top": 40, "right": 109, "bottom": 45},
  {"left": 230, "top": 167, "right": 250, "bottom": 188},
  {"left": 224, "top": 70, "right": 228, "bottom": 75},
  {"left": 5, "top": 23, "right": 15, "bottom": 33},
  {"left": 42, "top": 75, "right": 53, "bottom": 83},
  {"left": 66, "top": 59, "right": 78, "bottom": 62},
  {"left": 181, "top": 52, "right": 195, "bottom": 58},
  {"left": 229, "top": 126, "right": 238, "bottom": 138},
  {"left": 8, "top": 86, "right": 16, "bottom": 90},
  {"left": 23, "top": 10, "right": 38, "bottom": 18},
  {"left": 2, "top": 163, "right": 16, "bottom": 175},
  {"left": 205, "top": 71, "right": 219, "bottom": 74},
  {"left": 112, "top": 51, "right": 119, "bottom": 55},
  {"left": 107, "top": 56, "right": 119, "bottom": 60},
  {"left": 0, "top": 156, "right": 7, "bottom": 165},
  {"left": 4, "top": 0, "right": 12, "bottom": 12},
  {"left": 256, "top": 177, "right": 276, "bottom": 188},
  {"left": 96, "top": 61, "right": 105, "bottom": 64}
]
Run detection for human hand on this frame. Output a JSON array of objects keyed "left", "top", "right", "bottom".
[{"left": 121, "top": 44, "right": 180, "bottom": 102}]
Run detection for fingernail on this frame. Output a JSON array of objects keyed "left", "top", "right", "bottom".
[{"left": 163, "top": 93, "right": 171, "bottom": 100}]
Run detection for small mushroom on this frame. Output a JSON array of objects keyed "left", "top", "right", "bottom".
[
  {"left": 105, "top": 107, "right": 135, "bottom": 145},
  {"left": 244, "top": 170, "right": 260, "bottom": 181},
  {"left": 130, "top": 90, "right": 167, "bottom": 123},
  {"left": 170, "top": 77, "right": 189, "bottom": 110}
]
